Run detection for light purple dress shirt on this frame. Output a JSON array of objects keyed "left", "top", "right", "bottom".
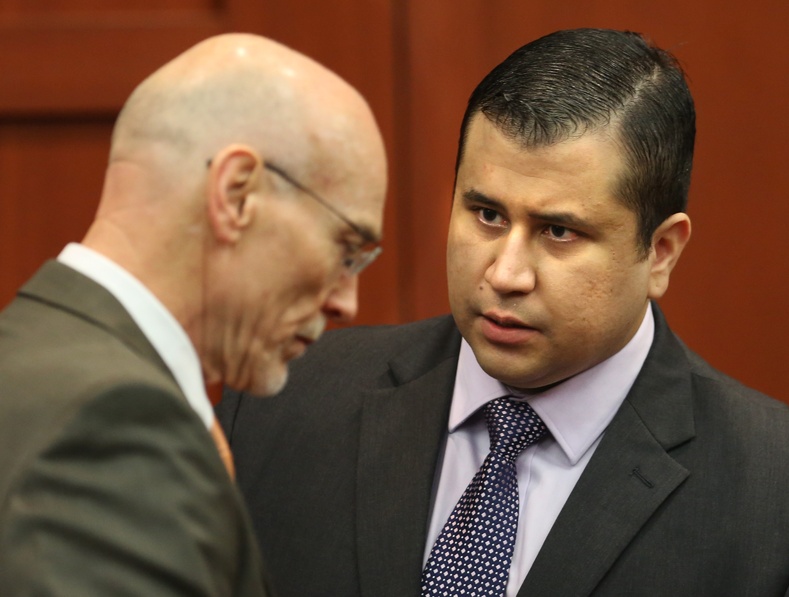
[{"left": 423, "top": 303, "right": 655, "bottom": 596}]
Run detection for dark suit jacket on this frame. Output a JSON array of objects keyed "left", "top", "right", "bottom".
[
  {"left": 219, "top": 306, "right": 789, "bottom": 597},
  {"left": 0, "top": 261, "right": 269, "bottom": 596}
]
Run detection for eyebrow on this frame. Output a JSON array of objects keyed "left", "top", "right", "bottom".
[
  {"left": 350, "top": 224, "right": 380, "bottom": 246},
  {"left": 462, "top": 189, "right": 506, "bottom": 210},
  {"left": 462, "top": 187, "right": 593, "bottom": 230},
  {"left": 527, "top": 210, "right": 592, "bottom": 230},
  {"left": 343, "top": 218, "right": 380, "bottom": 246}
]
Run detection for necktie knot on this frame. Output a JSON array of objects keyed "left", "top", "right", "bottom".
[{"left": 485, "top": 397, "right": 548, "bottom": 462}]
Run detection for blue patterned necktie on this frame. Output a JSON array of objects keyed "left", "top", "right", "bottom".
[{"left": 421, "top": 397, "right": 549, "bottom": 597}]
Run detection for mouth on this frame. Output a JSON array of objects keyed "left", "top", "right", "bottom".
[
  {"left": 296, "top": 317, "right": 326, "bottom": 348},
  {"left": 479, "top": 311, "right": 538, "bottom": 345},
  {"left": 282, "top": 335, "right": 316, "bottom": 362},
  {"left": 484, "top": 311, "right": 530, "bottom": 328},
  {"left": 295, "top": 335, "right": 316, "bottom": 347}
]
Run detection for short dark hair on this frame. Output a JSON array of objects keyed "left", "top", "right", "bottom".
[{"left": 456, "top": 28, "right": 696, "bottom": 254}]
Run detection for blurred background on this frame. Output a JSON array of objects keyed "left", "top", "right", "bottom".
[{"left": 1, "top": 0, "right": 786, "bottom": 403}]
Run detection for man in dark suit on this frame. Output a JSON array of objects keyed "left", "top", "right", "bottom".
[
  {"left": 218, "top": 29, "right": 789, "bottom": 596},
  {"left": 0, "top": 33, "right": 387, "bottom": 595}
]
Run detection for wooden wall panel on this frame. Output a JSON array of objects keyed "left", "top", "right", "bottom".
[
  {"left": 394, "top": 3, "right": 490, "bottom": 323},
  {"left": 0, "top": 6, "right": 226, "bottom": 114},
  {"left": 399, "top": 0, "right": 788, "bottom": 402},
  {"left": 0, "top": 0, "right": 403, "bottom": 326},
  {"left": 1, "top": 0, "right": 786, "bottom": 402},
  {"left": 0, "top": 119, "right": 109, "bottom": 306},
  {"left": 255, "top": 0, "right": 402, "bottom": 325},
  {"left": 0, "top": 0, "right": 212, "bottom": 14},
  {"left": 0, "top": 1, "right": 235, "bottom": 311}
]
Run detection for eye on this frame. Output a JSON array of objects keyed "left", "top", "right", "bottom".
[
  {"left": 472, "top": 206, "right": 507, "bottom": 228},
  {"left": 543, "top": 224, "right": 579, "bottom": 242},
  {"left": 339, "top": 244, "right": 360, "bottom": 272},
  {"left": 340, "top": 239, "right": 362, "bottom": 260},
  {"left": 339, "top": 237, "right": 371, "bottom": 270}
]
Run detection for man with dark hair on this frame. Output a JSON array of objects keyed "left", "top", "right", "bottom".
[
  {"left": 219, "top": 29, "right": 789, "bottom": 596},
  {"left": 458, "top": 28, "right": 695, "bottom": 255}
]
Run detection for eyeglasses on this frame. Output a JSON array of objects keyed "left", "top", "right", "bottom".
[{"left": 262, "top": 162, "right": 382, "bottom": 276}]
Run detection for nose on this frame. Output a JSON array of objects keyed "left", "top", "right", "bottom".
[
  {"left": 322, "top": 272, "right": 359, "bottom": 324},
  {"left": 484, "top": 233, "right": 536, "bottom": 295}
]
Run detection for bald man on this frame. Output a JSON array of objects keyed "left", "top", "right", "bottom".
[{"left": 0, "top": 34, "right": 387, "bottom": 595}]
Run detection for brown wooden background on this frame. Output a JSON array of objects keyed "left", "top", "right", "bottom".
[{"left": 1, "top": 0, "right": 786, "bottom": 403}]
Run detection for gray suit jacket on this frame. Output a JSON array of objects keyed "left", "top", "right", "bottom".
[
  {"left": 219, "top": 306, "right": 789, "bottom": 597},
  {"left": 0, "top": 261, "right": 269, "bottom": 596}
]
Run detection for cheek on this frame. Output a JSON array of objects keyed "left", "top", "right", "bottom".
[
  {"left": 543, "top": 259, "right": 631, "bottom": 320},
  {"left": 447, "top": 248, "right": 473, "bottom": 312},
  {"left": 287, "top": 242, "right": 340, "bottom": 295},
  {"left": 271, "top": 210, "right": 341, "bottom": 295},
  {"left": 251, "top": 268, "right": 328, "bottom": 336},
  {"left": 557, "top": 260, "right": 649, "bottom": 338},
  {"left": 276, "top": 260, "right": 343, "bottom": 327},
  {"left": 447, "top": 227, "right": 486, "bottom": 290}
]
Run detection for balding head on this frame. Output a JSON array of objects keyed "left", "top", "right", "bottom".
[
  {"left": 84, "top": 33, "right": 388, "bottom": 396},
  {"left": 107, "top": 33, "right": 383, "bottom": 205}
]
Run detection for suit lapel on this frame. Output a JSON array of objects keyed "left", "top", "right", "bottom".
[
  {"left": 18, "top": 260, "right": 172, "bottom": 378},
  {"left": 519, "top": 305, "right": 696, "bottom": 596},
  {"left": 356, "top": 317, "right": 461, "bottom": 597}
]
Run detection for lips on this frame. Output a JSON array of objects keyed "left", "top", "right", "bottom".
[
  {"left": 295, "top": 335, "right": 316, "bottom": 346},
  {"left": 289, "top": 334, "right": 317, "bottom": 359},
  {"left": 282, "top": 333, "right": 315, "bottom": 362},
  {"left": 479, "top": 311, "right": 538, "bottom": 345},
  {"left": 290, "top": 321, "right": 324, "bottom": 358}
]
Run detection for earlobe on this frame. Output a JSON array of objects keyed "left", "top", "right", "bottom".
[
  {"left": 206, "top": 145, "right": 261, "bottom": 244},
  {"left": 647, "top": 213, "right": 692, "bottom": 299}
]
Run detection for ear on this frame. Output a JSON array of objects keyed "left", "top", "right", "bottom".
[
  {"left": 647, "top": 212, "right": 691, "bottom": 299},
  {"left": 206, "top": 145, "right": 261, "bottom": 244}
]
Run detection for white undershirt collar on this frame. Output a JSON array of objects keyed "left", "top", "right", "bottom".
[{"left": 57, "top": 243, "right": 213, "bottom": 429}]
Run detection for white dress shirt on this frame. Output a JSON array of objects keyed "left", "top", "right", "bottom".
[
  {"left": 424, "top": 303, "right": 655, "bottom": 596},
  {"left": 57, "top": 243, "right": 213, "bottom": 429}
]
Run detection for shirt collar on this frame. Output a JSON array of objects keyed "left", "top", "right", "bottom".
[
  {"left": 57, "top": 243, "right": 213, "bottom": 429},
  {"left": 450, "top": 303, "right": 654, "bottom": 465}
]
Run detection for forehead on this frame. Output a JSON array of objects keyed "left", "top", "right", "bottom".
[{"left": 457, "top": 115, "right": 629, "bottom": 215}]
